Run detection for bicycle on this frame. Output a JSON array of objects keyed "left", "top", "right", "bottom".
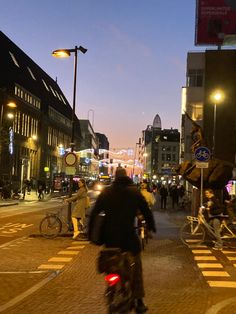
[
  {"left": 39, "top": 206, "right": 83, "bottom": 239},
  {"left": 180, "top": 206, "right": 236, "bottom": 246},
  {"left": 135, "top": 215, "right": 149, "bottom": 251}
]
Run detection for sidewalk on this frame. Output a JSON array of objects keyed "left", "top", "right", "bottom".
[{"left": 0, "top": 191, "right": 61, "bottom": 207}]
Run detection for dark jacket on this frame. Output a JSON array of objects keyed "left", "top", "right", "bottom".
[
  {"left": 88, "top": 176, "right": 156, "bottom": 254},
  {"left": 206, "top": 196, "right": 223, "bottom": 216}
]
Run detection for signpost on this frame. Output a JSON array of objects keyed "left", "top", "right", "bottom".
[{"left": 194, "top": 146, "right": 211, "bottom": 207}]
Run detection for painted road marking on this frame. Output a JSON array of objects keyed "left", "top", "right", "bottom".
[
  {"left": 192, "top": 250, "right": 212, "bottom": 254},
  {"left": 197, "top": 263, "right": 223, "bottom": 268},
  {"left": 227, "top": 257, "right": 236, "bottom": 261},
  {"left": 186, "top": 239, "right": 204, "bottom": 243},
  {"left": 48, "top": 257, "right": 72, "bottom": 262},
  {"left": 58, "top": 250, "right": 79, "bottom": 255},
  {"left": 207, "top": 281, "right": 236, "bottom": 288},
  {"left": 67, "top": 245, "right": 85, "bottom": 249},
  {"left": 202, "top": 271, "right": 230, "bottom": 277},
  {"left": 71, "top": 240, "right": 90, "bottom": 244},
  {"left": 222, "top": 251, "right": 236, "bottom": 254},
  {"left": 189, "top": 245, "right": 208, "bottom": 248},
  {"left": 194, "top": 256, "right": 217, "bottom": 261},
  {"left": 38, "top": 264, "right": 64, "bottom": 270}
]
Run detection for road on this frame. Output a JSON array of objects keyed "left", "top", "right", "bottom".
[{"left": 1, "top": 195, "right": 236, "bottom": 313}]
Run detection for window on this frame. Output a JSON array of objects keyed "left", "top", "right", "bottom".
[
  {"left": 27, "top": 67, "right": 36, "bottom": 80},
  {"left": 187, "top": 69, "right": 204, "bottom": 87},
  {"left": 191, "top": 103, "right": 203, "bottom": 121},
  {"left": 166, "top": 154, "right": 171, "bottom": 161},
  {"left": 42, "top": 79, "right": 49, "bottom": 91},
  {"left": 9, "top": 51, "right": 20, "bottom": 67}
]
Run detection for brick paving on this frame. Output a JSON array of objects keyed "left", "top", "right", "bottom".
[{"left": 1, "top": 209, "right": 236, "bottom": 313}]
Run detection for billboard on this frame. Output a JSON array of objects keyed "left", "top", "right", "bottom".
[{"left": 195, "top": 0, "right": 236, "bottom": 46}]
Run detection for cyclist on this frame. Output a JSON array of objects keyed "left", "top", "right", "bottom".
[
  {"left": 204, "top": 189, "right": 223, "bottom": 250},
  {"left": 88, "top": 167, "right": 156, "bottom": 313}
]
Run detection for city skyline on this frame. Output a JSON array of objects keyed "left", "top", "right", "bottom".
[{"left": 1, "top": 1, "right": 206, "bottom": 148}]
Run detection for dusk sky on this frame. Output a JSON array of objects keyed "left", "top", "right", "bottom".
[{"left": 1, "top": 0, "right": 204, "bottom": 149}]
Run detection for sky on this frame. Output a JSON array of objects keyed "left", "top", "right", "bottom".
[{"left": 0, "top": 0, "right": 203, "bottom": 149}]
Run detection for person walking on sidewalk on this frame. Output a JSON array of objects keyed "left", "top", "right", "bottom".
[
  {"left": 88, "top": 167, "right": 156, "bottom": 313},
  {"left": 65, "top": 178, "right": 89, "bottom": 240},
  {"left": 140, "top": 181, "right": 156, "bottom": 209},
  {"left": 159, "top": 185, "right": 168, "bottom": 210}
]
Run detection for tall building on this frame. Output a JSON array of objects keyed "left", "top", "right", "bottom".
[
  {"left": 141, "top": 114, "right": 180, "bottom": 182},
  {"left": 181, "top": 50, "right": 236, "bottom": 195},
  {"left": 0, "top": 31, "right": 82, "bottom": 189},
  {"left": 181, "top": 50, "right": 236, "bottom": 165}
]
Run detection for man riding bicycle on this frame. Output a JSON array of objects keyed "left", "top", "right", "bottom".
[{"left": 89, "top": 167, "right": 156, "bottom": 313}]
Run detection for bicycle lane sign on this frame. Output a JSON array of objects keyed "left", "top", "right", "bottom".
[
  {"left": 194, "top": 147, "right": 211, "bottom": 207},
  {"left": 194, "top": 146, "right": 211, "bottom": 163}
]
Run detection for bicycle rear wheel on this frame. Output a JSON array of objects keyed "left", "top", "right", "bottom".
[
  {"left": 39, "top": 215, "right": 62, "bottom": 238},
  {"left": 180, "top": 221, "right": 205, "bottom": 246}
]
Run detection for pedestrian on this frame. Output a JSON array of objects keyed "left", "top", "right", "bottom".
[
  {"left": 37, "top": 182, "right": 44, "bottom": 200},
  {"left": 159, "top": 185, "right": 168, "bottom": 210},
  {"left": 140, "top": 181, "right": 156, "bottom": 209},
  {"left": 22, "top": 180, "right": 27, "bottom": 200},
  {"left": 170, "top": 184, "right": 179, "bottom": 210},
  {"left": 88, "top": 167, "right": 156, "bottom": 313},
  {"left": 204, "top": 189, "right": 223, "bottom": 250},
  {"left": 65, "top": 178, "right": 90, "bottom": 239}
]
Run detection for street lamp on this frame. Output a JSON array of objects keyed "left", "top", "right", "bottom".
[
  {"left": 211, "top": 90, "right": 224, "bottom": 157},
  {"left": 52, "top": 45, "right": 87, "bottom": 227}
]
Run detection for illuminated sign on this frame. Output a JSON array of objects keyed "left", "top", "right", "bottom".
[
  {"left": 195, "top": 0, "right": 236, "bottom": 46},
  {"left": 9, "top": 128, "right": 14, "bottom": 155}
]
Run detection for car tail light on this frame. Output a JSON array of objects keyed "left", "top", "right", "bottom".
[{"left": 105, "top": 274, "right": 120, "bottom": 286}]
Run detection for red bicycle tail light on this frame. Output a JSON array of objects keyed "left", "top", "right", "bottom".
[{"left": 105, "top": 274, "right": 120, "bottom": 286}]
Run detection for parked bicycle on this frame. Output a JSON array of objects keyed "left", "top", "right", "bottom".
[
  {"left": 39, "top": 206, "right": 83, "bottom": 239},
  {"left": 180, "top": 206, "right": 236, "bottom": 246}
]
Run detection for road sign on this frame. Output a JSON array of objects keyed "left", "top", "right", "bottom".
[
  {"left": 65, "top": 152, "right": 77, "bottom": 166},
  {"left": 65, "top": 166, "right": 76, "bottom": 175},
  {"left": 196, "top": 161, "right": 209, "bottom": 168},
  {"left": 194, "top": 146, "right": 211, "bottom": 162}
]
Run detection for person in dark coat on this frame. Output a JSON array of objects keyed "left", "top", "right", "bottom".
[
  {"left": 159, "top": 185, "right": 168, "bottom": 210},
  {"left": 88, "top": 167, "right": 156, "bottom": 313}
]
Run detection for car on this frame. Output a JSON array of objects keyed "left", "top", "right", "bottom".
[{"left": 93, "top": 180, "right": 111, "bottom": 191}]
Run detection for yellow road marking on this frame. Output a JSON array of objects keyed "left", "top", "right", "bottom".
[
  {"left": 192, "top": 250, "right": 212, "bottom": 254},
  {"left": 58, "top": 251, "right": 79, "bottom": 255},
  {"left": 48, "top": 257, "right": 72, "bottom": 262},
  {"left": 202, "top": 271, "right": 229, "bottom": 277},
  {"left": 71, "top": 241, "right": 90, "bottom": 244},
  {"left": 198, "top": 263, "right": 223, "bottom": 268},
  {"left": 67, "top": 246, "right": 85, "bottom": 249},
  {"left": 38, "top": 264, "right": 64, "bottom": 270},
  {"left": 222, "top": 251, "right": 236, "bottom": 254},
  {"left": 227, "top": 257, "right": 236, "bottom": 261},
  {"left": 208, "top": 281, "right": 236, "bottom": 288},
  {"left": 194, "top": 256, "right": 217, "bottom": 261}
]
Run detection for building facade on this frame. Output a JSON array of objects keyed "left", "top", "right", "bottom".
[
  {"left": 141, "top": 114, "right": 180, "bottom": 183},
  {"left": 0, "top": 31, "right": 82, "bottom": 190}
]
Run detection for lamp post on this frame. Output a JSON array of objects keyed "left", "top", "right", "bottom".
[
  {"left": 212, "top": 91, "right": 223, "bottom": 158},
  {"left": 52, "top": 45, "right": 87, "bottom": 227}
]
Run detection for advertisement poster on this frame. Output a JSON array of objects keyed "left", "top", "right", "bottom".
[{"left": 195, "top": 0, "right": 236, "bottom": 45}]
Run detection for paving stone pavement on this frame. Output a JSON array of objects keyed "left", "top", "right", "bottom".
[{"left": 1, "top": 210, "right": 236, "bottom": 313}]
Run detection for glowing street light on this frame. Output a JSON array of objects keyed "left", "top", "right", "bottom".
[
  {"left": 52, "top": 45, "right": 87, "bottom": 227},
  {"left": 211, "top": 90, "right": 224, "bottom": 157}
]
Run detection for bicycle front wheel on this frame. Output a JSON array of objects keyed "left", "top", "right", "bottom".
[
  {"left": 180, "top": 221, "right": 205, "bottom": 246},
  {"left": 39, "top": 215, "right": 62, "bottom": 239}
]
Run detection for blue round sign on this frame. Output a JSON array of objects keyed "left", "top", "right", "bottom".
[{"left": 194, "top": 146, "right": 211, "bottom": 162}]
